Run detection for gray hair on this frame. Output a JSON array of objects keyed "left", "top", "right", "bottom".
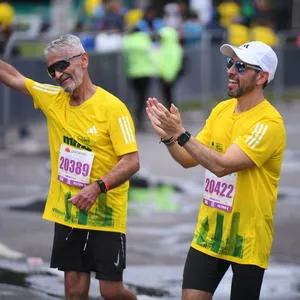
[{"left": 44, "top": 34, "right": 85, "bottom": 56}]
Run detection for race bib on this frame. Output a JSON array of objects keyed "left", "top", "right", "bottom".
[
  {"left": 202, "top": 169, "right": 237, "bottom": 212},
  {"left": 57, "top": 144, "right": 95, "bottom": 188}
]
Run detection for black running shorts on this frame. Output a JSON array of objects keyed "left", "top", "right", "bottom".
[
  {"left": 50, "top": 223, "right": 126, "bottom": 281},
  {"left": 182, "top": 247, "right": 265, "bottom": 300}
]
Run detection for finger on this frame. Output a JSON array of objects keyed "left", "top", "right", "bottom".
[
  {"left": 68, "top": 196, "right": 77, "bottom": 204},
  {"left": 170, "top": 103, "right": 178, "bottom": 113},
  {"left": 147, "top": 97, "right": 158, "bottom": 107},
  {"left": 146, "top": 108, "right": 163, "bottom": 126}
]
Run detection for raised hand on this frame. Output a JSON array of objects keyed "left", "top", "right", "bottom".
[{"left": 146, "top": 97, "right": 185, "bottom": 138}]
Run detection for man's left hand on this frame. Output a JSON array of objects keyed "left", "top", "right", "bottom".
[{"left": 68, "top": 182, "right": 100, "bottom": 211}]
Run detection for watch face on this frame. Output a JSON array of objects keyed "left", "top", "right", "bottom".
[
  {"left": 97, "top": 179, "right": 107, "bottom": 193},
  {"left": 178, "top": 131, "right": 191, "bottom": 146}
]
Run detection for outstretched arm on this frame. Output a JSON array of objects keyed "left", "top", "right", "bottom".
[{"left": 0, "top": 59, "right": 29, "bottom": 95}]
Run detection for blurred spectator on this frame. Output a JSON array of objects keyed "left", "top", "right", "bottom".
[
  {"left": 124, "top": 8, "right": 143, "bottom": 31},
  {"left": 227, "top": 15, "right": 249, "bottom": 46},
  {"left": 271, "top": 0, "right": 293, "bottom": 32},
  {"left": 240, "top": 0, "right": 256, "bottom": 26},
  {"left": 0, "top": 1, "right": 15, "bottom": 55},
  {"left": 253, "top": 0, "right": 270, "bottom": 18},
  {"left": 154, "top": 27, "right": 184, "bottom": 107},
  {"left": 84, "top": 0, "right": 102, "bottom": 17},
  {"left": 135, "top": 5, "right": 164, "bottom": 42},
  {"left": 100, "top": 0, "right": 125, "bottom": 32},
  {"left": 190, "top": 0, "right": 212, "bottom": 26},
  {"left": 86, "top": 0, "right": 125, "bottom": 32},
  {"left": 250, "top": 17, "right": 278, "bottom": 47},
  {"left": 182, "top": 10, "right": 203, "bottom": 48},
  {"left": 206, "top": 8, "right": 227, "bottom": 45},
  {"left": 217, "top": 0, "right": 241, "bottom": 28},
  {"left": 178, "top": 0, "right": 189, "bottom": 21},
  {"left": 123, "top": 28, "right": 154, "bottom": 130},
  {"left": 163, "top": 2, "right": 183, "bottom": 32}
]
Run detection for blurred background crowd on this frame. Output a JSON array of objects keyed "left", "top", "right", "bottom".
[
  {"left": 0, "top": 0, "right": 298, "bottom": 56},
  {"left": 0, "top": 0, "right": 299, "bottom": 133}
]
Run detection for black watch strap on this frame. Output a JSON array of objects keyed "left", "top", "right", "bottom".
[
  {"left": 177, "top": 131, "right": 191, "bottom": 146},
  {"left": 96, "top": 179, "right": 107, "bottom": 193}
]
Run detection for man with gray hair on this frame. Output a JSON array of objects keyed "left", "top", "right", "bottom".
[{"left": 0, "top": 34, "right": 139, "bottom": 299}]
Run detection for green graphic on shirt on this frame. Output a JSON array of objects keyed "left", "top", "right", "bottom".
[
  {"left": 95, "top": 193, "right": 113, "bottom": 227},
  {"left": 54, "top": 189, "right": 114, "bottom": 227},
  {"left": 64, "top": 192, "right": 72, "bottom": 221},
  {"left": 212, "top": 213, "right": 224, "bottom": 252},
  {"left": 196, "top": 217, "right": 209, "bottom": 244},
  {"left": 195, "top": 212, "right": 244, "bottom": 258},
  {"left": 78, "top": 209, "right": 88, "bottom": 225},
  {"left": 221, "top": 212, "right": 244, "bottom": 258},
  {"left": 63, "top": 136, "right": 92, "bottom": 151}
]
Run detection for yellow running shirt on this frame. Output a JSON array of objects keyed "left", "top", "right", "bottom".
[
  {"left": 25, "top": 78, "right": 138, "bottom": 233},
  {"left": 192, "top": 98, "right": 286, "bottom": 269}
]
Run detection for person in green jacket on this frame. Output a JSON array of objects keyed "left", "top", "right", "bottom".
[
  {"left": 154, "top": 26, "right": 184, "bottom": 107},
  {"left": 123, "top": 27, "right": 154, "bottom": 130}
]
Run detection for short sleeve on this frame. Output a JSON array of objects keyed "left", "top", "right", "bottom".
[
  {"left": 108, "top": 101, "right": 138, "bottom": 156},
  {"left": 234, "top": 120, "right": 286, "bottom": 167},
  {"left": 25, "top": 78, "right": 61, "bottom": 112}
]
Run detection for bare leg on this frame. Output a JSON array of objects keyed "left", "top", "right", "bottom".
[
  {"left": 100, "top": 280, "right": 137, "bottom": 300},
  {"left": 64, "top": 271, "right": 90, "bottom": 300},
  {"left": 182, "top": 289, "right": 212, "bottom": 300}
]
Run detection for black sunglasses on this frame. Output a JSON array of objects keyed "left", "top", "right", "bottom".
[
  {"left": 226, "top": 57, "right": 262, "bottom": 74},
  {"left": 47, "top": 53, "right": 83, "bottom": 78}
]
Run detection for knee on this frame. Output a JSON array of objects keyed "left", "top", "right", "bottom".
[
  {"left": 65, "top": 286, "right": 89, "bottom": 300},
  {"left": 100, "top": 281, "right": 123, "bottom": 300}
]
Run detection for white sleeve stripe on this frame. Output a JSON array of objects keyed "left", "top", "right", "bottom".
[
  {"left": 119, "top": 117, "right": 129, "bottom": 144},
  {"left": 33, "top": 86, "right": 59, "bottom": 94},
  {"left": 246, "top": 123, "right": 265, "bottom": 147},
  {"left": 251, "top": 125, "right": 268, "bottom": 148},
  {"left": 118, "top": 116, "right": 135, "bottom": 144},
  {"left": 33, "top": 83, "right": 60, "bottom": 91},
  {"left": 123, "top": 116, "right": 135, "bottom": 143},
  {"left": 245, "top": 122, "right": 268, "bottom": 149}
]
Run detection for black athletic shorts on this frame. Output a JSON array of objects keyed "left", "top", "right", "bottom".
[
  {"left": 182, "top": 247, "right": 265, "bottom": 300},
  {"left": 50, "top": 223, "right": 126, "bottom": 281}
]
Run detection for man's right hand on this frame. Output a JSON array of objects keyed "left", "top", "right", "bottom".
[{"left": 146, "top": 97, "right": 168, "bottom": 139}]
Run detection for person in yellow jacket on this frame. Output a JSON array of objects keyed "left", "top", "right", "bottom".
[
  {"left": 154, "top": 27, "right": 184, "bottom": 107},
  {"left": 0, "top": 1, "right": 15, "bottom": 54},
  {"left": 217, "top": 0, "right": 241, "bottom": 28},
  {"left": 227, "top": 16, "right": 250, "bottom": 46},
  {"left": 250, "top": 18, "right": 278, "bottom": 47},
  {"left": 146, "top": 41, "right": 285, "bottom": 299}
]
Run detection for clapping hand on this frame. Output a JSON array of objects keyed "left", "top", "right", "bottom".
[{"left": 146, "top": 97, "right": 184, "bottom": 138}]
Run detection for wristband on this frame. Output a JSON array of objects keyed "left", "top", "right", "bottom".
[
  {"left": 96, "top": 178, "right": 109, "bottom": 193},
  {"left": 160, "top": 136, "right": 176, "bottom": 145}
]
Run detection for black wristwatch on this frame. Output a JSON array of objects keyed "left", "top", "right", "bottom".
[
  {"left": 177, "top": 131, "right": 191, "bottom": 146},
  {"left": 96, "top": 179, "right": 107, "bottom": 193}
]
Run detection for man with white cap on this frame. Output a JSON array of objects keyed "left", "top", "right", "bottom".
[{"left": 146, "top": 41, "right": 286, "bottom": 299}]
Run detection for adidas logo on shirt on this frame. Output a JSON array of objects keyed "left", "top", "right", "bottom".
[{"left": 86, "top": 126, "right": 98, "bottom": 134}]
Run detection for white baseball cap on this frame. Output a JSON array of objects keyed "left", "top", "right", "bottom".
[{"left": 220, "top": 41, "right": 278, "bottom": 83}]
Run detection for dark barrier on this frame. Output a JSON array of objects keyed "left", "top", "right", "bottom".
[{"left": 1, "top": 44, "right": 300, "bottom": 127}]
